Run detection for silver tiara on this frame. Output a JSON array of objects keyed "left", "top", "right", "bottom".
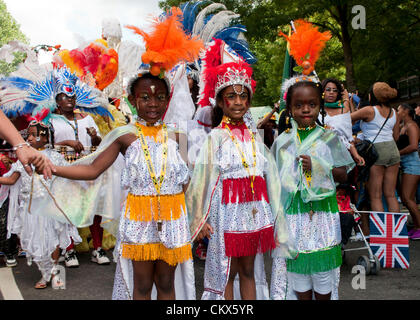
[{"left": 215, "top": 67, "right": 253, "bottom": 98}]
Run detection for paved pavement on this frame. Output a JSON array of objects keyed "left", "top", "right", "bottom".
[{"left": 0, "top": 239, "right": 419, "bottom": 300}]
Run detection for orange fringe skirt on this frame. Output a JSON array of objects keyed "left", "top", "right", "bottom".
[
  {"left": 121, "top": 192, "right": 192, "bottom": 266},
  {"left": 121, "top": 242, "right": 192, "bottom": 266},
  {"left": 124, "top": 192, "right": 186, "bottom": 222}
]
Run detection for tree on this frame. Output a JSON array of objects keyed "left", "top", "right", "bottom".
[
  {"left": 0, "top": 0, "right": 28, "bottom": 47},
  {"left": 0, "top": 0, "right": 29, "bottom": 76},
  {"left": 159, "top": 0, "right": 419, "bottom": 104}
]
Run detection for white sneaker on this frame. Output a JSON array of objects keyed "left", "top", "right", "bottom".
[
  {"left": 5, "top": 255, "right": 17, "bottom": 267},
  {"left": 64, "top": 249, "right": 79, "bottom": 268},
  {"left": 349, "top": 233, "right": 364, "bottom": 242},
  {"left": 91, "top": 247, "right": 110, "bottom": 265}
]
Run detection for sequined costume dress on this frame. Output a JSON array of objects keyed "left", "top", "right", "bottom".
[
  {"left": 27, "top": 123, "right": 195, "bottom": 299},
  {"left": 270, "top": 120, "right": 355, "bottom": 299},
  {"left": 112, "top": 120, "right": 194, "bottom": 300},
  {"left": 187, "top": 119, "right": 292, "bottom": 300},
  {"left": 5, "top": 149, "right": 81, "bottom": 282}
]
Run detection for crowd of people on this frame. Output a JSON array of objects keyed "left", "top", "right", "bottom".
[{"left": 0, "top": 4, "right": 418, "bottom": 301}]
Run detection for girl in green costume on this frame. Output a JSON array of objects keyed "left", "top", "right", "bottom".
[{"left": 270, "top": 79, "right": 355, "bottom": 300}]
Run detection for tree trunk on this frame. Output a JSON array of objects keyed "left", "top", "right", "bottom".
[{"left": 336, "top": 4, "right": 357, "bottom": 92}]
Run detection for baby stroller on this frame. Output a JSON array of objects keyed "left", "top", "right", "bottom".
[{"left": 338, "top": 184, "right": 381, "bottom": 275}]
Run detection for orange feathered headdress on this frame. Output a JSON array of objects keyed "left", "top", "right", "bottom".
[
  {"left": 126, "top": 7, "right": 204, "bottom": 77},
  {"left": 279, "top": 20, "right": 331, "bottom": 75}
]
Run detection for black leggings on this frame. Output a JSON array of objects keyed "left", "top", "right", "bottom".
[{"left": 0, "top": 198, "right": 18, "bottom": 255}]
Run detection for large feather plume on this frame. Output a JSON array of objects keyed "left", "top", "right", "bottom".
[
  {"left": 54, "top": 39, "right": 118, "bottom": 90},
  {"left": 279, "top": 19, "right": 331, "bottom": 75},
  {"left": 179, "top": 1, "right": 256, "bottom": 65},
  {"left": 192, "top": 2, "right": 226, "bottom": 36},
  {"left": 126, "top": 7, "right": 204, "bottom": 77},
  {"left": 0, "top": 76, "right": 38, "bottom": 117},
  {"left": 200, "top": 11, "right": 240, "bottom": 44},
  {"left": 181, "top": 0, "right": 210, "bottom": 34}
]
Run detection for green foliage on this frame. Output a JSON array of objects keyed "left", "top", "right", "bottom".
[
  {"left": 0, "top": 51, "right": 27, "bottom": 76},
  {"left": 0, "top": 1, "right": 29, "bottom": 76},
  {"left": 158, "top": 0, "right": 419, "bottom": 103},
  {"left": 0, "top": 0, "right": 28, "bottom": 47},
  {"left": 250, "top": 37, "right": 285, "bottom": 106},
  {"left": 351, "top": 0, "right": 420, "bottom": 96}
]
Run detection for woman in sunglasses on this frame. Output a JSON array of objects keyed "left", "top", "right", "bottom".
[{"left": 321, "top": 78, "right": 365, "bottom": 166}]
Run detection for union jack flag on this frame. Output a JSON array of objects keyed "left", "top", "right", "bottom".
[{"left": 369, "top": 212, "right": 409, "bottom": 269}]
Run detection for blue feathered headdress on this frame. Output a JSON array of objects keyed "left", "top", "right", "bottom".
[
  {"left": 0, "top": 66, "right": 112, "bottom": 119},
  {"left": 179, "top": 1, "right": 256, "bottom": 65}
]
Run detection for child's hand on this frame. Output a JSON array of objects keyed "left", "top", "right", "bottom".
[
  {"left": 0, "top": 155, "right": 13, "bottom": 170},
  {"left": 86, "top": 127, "right": 97, "bottom": 138},
  {"left": 297, "top": 155, "right": 312, "bottom": 171},
  {"left": 354, "top": 154, "right": 365, "bottom": 166},
  {"left": 197, "top": 222, "right": 214, "bottom": 241},
  {"left": 342, "top": 88, "right": 350, "bottom": 102},
  {"left": 87, "top": 127, "right": 101, "bottom": 146},
  {"left": 67, "top": 140, "right": 84, "bottom": 153},
  {"left": 35, "top": 163, "right": 56, "bottom": 177}
]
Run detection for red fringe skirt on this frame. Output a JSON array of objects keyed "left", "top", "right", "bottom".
[
  {"left": 224, "top": 226, "right": 276, "bottom": 257},
  {"left": 221, "top": 176, "right": 275, "bottom": 257}
]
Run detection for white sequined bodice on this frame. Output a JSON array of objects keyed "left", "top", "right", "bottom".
[
  {"left": 121, "top": 137, "right": 190, "bottom": 196},
  {"left": 213, "top": 133, "right": 267, "bottom": 180}
]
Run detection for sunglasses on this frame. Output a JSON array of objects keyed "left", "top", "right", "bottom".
[{"left": 325, "top": 88, "right": 338, "bottom": 93}]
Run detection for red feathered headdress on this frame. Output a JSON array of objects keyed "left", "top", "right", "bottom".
[
  {"left": 198, "top": 39, "right": 256, "bottom": 108},
  {"left": 279, "top": 19, "right": 331, "bottom": 75},
  {"left": 26, "top": 107, "right": 51, "bottom": 129}
]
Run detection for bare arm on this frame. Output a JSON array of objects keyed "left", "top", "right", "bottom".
[
  {"left": 0, "top": 110, "right": 25, "bottom": 145},
  {"left": 0, "top": 172, "right": 20, "bottom": 185},
  {"left": 0, "top": 110, "right": 54, "bottom": 178},
  {"left": 392, "top": 112, "right": 400, "bottom": 142},
  {"left": 53, "top": 133, "right": 136, "bottom": 180},
  {"left": 349, "top": 96, "right": 355, "bottom": 113},
  {"left": 174, "top": 132, "right": 190, "bottom": 191},
  {"left": 173, "top": 132, "right": 189, "bottom": 167},
  {"left": 341, "top": 88, "right": 351, "bottom": 113},
  {"left": 257, "top": 104, "right": 279, "bottom": 129},
  {"left": 332, "top": 166, "right": 347, "bottom": 183},
  {"left": 349, "top": 143, "right": 365, "bottom": 166},
  {"left": 350, "top": 106, "right": 374, "bottom": 124}
]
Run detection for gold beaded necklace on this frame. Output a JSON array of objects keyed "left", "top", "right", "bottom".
[
  {"left": 223, "top": 116, "right": 259, "bottom": 217},
  {"left": 135, "top": 121, "right": 168, "bottom": 231}
]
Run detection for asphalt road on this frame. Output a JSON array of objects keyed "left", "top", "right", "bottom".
[{"left": 1, "top": 239, "right": 419, "bottom": 300}]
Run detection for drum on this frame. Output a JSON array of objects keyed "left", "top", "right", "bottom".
[{"left": 52, "top": 145, "right": 97, "bottom": 163}]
